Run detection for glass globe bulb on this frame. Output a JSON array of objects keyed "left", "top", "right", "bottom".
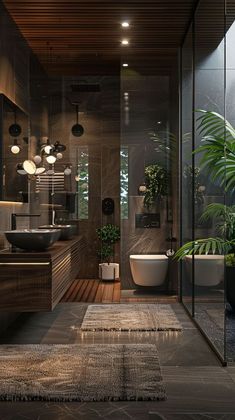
[
  {"left": 46, "top": 154, "right": 56, "bottom": 164},
  {"left": 56, "top": 152, "right": 63, "bottom": 160},
  {"left": 64, "top": 167, "right": 72, "bottom": 176},
  {"left": 33, "top": 155, "right": 42, "bottom": 165},
  {"left": 16, "top": 164, "right": 27, "bottom": 175},
  {"left": 11, "top": 145, "right": 20, "bottom": 154},
  {"left": 35, "top": 167, "right": 46, "bottom": 175},
  {"left": 23, "top": 160, "right": 36, "bottom": 175},
  {"left": 47, "top": 169, "right": 54, "bottom": 175},
  {"left": 44, "top": 145, "right": 52, "bottom": 154}
]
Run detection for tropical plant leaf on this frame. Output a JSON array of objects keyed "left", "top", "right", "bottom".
[
  {"left": 174, "top": 237, "right": 233, "bottom": 260},
  {"left": 199, "top": 203, "right": 226, "bottom": 223},
  {"left": 193, "top": 110, "right": 235, "bottom": 189}
]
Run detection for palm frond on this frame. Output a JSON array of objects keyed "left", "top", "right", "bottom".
[
  {"left": 193, "top": 110, "right": 235, "bottom": 190},
  {"left": 196, "top": 109, "right": 235, "bottom": 141},
  {"left": 199, "top": 203, "right": 227, "bottom": 223},
  {"left": 174, "top": 237, "right": 234, "bottom": 260},
  {"left": 148, "top": 130, "right": 177, "bottom": 161}
]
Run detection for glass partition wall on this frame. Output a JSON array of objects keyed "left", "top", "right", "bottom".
[
  {"left": 181, "top": 0, "right": 235, "bottom": 364},
  {"left": 120, "top": 60, "right": 179, "bottom": 296}
]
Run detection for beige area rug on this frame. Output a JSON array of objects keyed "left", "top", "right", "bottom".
[
  {"left": 81, "top": 304, "right": 182, "bottom": 331},
  {"left": 0, "top": 344, "right": 166, "bottom": 402}
]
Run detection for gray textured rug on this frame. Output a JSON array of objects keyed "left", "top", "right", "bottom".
[
  {"left": 0, "top": 344, "right": 166, "bottom": 402},
  {"left": 81, "top": 304, "right": 182, "bottom": 331}
]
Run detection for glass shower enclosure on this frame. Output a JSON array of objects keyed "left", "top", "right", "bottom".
[{"left": 180, "top": 0, "right": 235, "bottom": 364}]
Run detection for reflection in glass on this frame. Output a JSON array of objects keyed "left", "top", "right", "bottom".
[
  {"left": 77, "top": 148, "right": 89, "bottom": 220},
  {"left": 120, "top": 147, "right": 129, "bottom": 219}
]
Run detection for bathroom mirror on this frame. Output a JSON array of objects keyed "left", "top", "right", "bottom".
[{"left": 0, "top": 94, "right": 29, "bottom": 202}]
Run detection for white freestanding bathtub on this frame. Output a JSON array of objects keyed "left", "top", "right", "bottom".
[
  {"left": 185, "top": 255, "right": 224, "bottom": 286},
  {"left": 129, "top": 255, "right": 168, "bottom": 286}
]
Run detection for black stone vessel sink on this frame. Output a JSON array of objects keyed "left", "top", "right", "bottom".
[
  {"left": 38, "top": 225, "right": 73, "bottom": 240},
  {"left": 4, "top": 229, "right": 61, "bottom": 251}
]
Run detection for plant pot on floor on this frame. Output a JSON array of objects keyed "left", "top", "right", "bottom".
[
  {"left": 99, "top": 263, "right": 119, "bottom": 281},
  {"left": 226, "top": 266, "right": 235, "bottom": 311}
]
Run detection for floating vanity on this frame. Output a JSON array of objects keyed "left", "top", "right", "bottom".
[{"left": 0, "top": 236, "right": 85, "bottom": 312}]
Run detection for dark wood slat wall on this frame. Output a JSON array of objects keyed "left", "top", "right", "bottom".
[{"left": 3, "top": 0, "right": 197, "bottom": 75}]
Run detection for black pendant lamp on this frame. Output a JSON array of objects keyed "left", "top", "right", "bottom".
[
  {"left": 71, "top": 104, "right": 84, "bottom": 137},
  {"left": 9, "top": 110, "right": 22, "bottom": 137}
]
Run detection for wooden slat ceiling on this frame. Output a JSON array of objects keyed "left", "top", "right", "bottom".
[{"left": 3, "top": 0, "right": 197, "bottom": 75}]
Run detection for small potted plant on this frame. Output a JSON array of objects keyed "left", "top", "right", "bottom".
[{"left": 96, "top": 224, "right": 120, "bottom": 280}]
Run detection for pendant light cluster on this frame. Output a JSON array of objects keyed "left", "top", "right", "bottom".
[
  {"left": 41, "top": 139, "right": 66, "bottom": 164},
  {"left": 16, "top": 138, "right": 72, "bottom": 178}
]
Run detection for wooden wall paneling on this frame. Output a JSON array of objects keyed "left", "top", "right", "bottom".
[{"left": 0, "top": 236, "right": 86, "bottom": 312}]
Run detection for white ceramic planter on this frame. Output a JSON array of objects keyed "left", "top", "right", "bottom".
[{"left": 99, "top": 263, "right": 119, "bottom": 280}]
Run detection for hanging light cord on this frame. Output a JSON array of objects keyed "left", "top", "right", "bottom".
[{"left": 76, "top": 104, "right": 79, "bottom": 124}]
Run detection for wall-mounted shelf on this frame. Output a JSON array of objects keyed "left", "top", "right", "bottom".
[{"left": 0, "top": 236, "right": 86, "bottom": 312}]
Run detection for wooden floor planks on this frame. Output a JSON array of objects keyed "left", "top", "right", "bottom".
[
  {"left": 61, "top": 279, "right": 177, "bottom": 304},
  {"left": 61, "top": 279, "right": 121, "bottom": 303}
]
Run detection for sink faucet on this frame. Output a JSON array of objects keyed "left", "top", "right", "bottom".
[
  {"left": 11, "top": 213, "right": 41, "bottom": 230},
  {"left": 51, "top": 210, "right": 56, "bottom": 226}
]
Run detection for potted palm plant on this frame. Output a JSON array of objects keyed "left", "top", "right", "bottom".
[
  {"left": 96, "top": 224, "right": 120, "bottom": 280},
  {"left": 175, "top": 109, "right": 235, "bottom": 310}
]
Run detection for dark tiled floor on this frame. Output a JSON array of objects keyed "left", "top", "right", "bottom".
[
  {"left": 0, "top": 303, "right": 235, "bottom": 419},
  {"left": 149, "top": 414, "right": 235, "bottom": 419}
]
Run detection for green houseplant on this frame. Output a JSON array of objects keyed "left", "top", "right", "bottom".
[
  {"left": 175, "top": 109, "right": 235, "bottom": 258},
  {"left": 143, "top": 164, "right": 168, "bottom": 208},
  {"left": 175, "top": 109, "right": 235, "bottom": 309},
  {"left": 96, "top": 224, "right": 120, "bottom": 280}
]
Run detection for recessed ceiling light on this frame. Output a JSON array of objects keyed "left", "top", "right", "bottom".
[
  {"left": 122, "top": 63, "right": 129, "bottom": 67},
  {"left": 121, "top": 22, "right": 129, "bottom": 28},
  {"left": 121, "top": 39, "right": 129, "bottom": 45}
]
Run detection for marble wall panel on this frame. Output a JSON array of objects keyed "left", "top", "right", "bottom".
[{"left": 121, "top": 196, "right": 170, "bottom": 289}]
